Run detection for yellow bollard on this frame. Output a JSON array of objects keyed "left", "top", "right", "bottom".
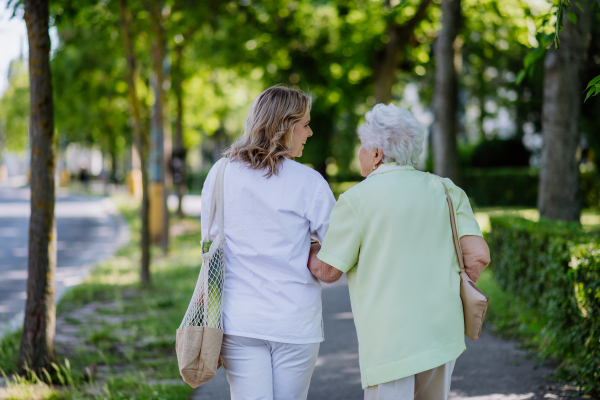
[
  {"left": 149, "top": 182, "right": 163, "bottom": 243},
  {"left": 59, "top": 169, "right": 70, "bottom": 186},
  {"left": 0, "top": 165, "right": 7, "bottom": 182},
  {"left": 126, "top": 169, "right": 143, "bottom": 199}
]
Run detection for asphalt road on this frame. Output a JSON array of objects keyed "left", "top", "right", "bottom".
[
  {"left": 193, "top": 276, "right": 565, "bottom": 400},
  {"left": 0, "top": 185, "right": 129, "bottom": 336}
]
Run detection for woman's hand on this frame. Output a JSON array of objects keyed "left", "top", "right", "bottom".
[
  {"left": 308, "top": 242, "right": 343, "bottom": 284},
  {"left": 460, "top": 235, "right": 491, "bottom": 283}
]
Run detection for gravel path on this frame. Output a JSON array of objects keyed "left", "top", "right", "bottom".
[{"left": 192, "top": 276, "right": 575, "bottom": 400}]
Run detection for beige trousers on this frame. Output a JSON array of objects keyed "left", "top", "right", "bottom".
[{"left": 364, "top": 359, "right": 456, "bottom": 400}]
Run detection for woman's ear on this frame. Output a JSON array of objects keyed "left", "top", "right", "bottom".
[{"left": 374, "top": 148, "right": 384, "bottom": 166}]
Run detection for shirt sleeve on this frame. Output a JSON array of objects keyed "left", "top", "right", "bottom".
[
  {"left": 200, "top": 159, "right": 224, "bottom": 241},
  {"left": 316, "top": 194, "right": 361, "bottom": 273},
  {"left": 444, "top": 178, "right": 483, "bottom": 238},
  {"left": 307, "top": 179, "right": 337, "bottom": 243}
]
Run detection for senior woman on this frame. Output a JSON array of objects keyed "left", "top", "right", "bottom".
[
  {"left": 201, "top": 86, "right": 336, "bottom": 399},
  {"left": 308, "top": 103, "right": 490, "bottom": 400}
]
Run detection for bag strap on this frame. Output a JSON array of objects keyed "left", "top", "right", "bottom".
[
  {"left": 435, "top": 176, "right": 465, "bottom": 272},
  {"left": 203, "top": 158, "right": 229, "bottom": 243}
]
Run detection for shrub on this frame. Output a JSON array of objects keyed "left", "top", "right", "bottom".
[
  {"left": 487, "top": 216, "right": 599, "bottom": 395},
  {"left": 460, "top": 168, "right": 600, "bottom": 208},
  {"left": 469, "top": 138, "right": 531, "bottom": 168},
  {"left": 461, "top": 168, "right": 539, "bottom": 207},
  {"left": 186, "top": 169, "right": 210, "bottom": 194}
]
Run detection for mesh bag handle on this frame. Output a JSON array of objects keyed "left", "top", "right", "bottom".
[
  {"left": 179, "top": 158, "right": 228, "bottom": 330},
  {"left": 203, "top": 158, "right": 228, "bottom": 249}
]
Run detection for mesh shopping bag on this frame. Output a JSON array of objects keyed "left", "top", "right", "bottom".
[{"left": 176, "top": 158, "right": 228, "bottom": 388}]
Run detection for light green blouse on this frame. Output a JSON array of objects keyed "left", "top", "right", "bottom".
[{"left": 317, "top": 164, "right": 483, "bottom": 389}]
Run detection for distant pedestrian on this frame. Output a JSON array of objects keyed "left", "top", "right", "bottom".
[
  {"left": 201, "top": 86, "right": 336, "bottom": 400},
  {"left": 308, "top": 104, "right": 491, "bottom": 400},
  {"left": 79, "top": 160, "right": 90, "bottom": 190}
]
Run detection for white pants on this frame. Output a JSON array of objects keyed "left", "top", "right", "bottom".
[
  {"left": 364, "top": 359, "right": 456, "bottom": 400},
  {"left": 220, "top": 334, "right": 320, "bottom": 400}
]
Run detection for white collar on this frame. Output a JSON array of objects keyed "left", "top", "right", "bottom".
[{"left": 367, "top": 163, "right": 415, "bottom": 178}]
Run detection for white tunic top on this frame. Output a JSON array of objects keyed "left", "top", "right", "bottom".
[{"left": 201, "top": 158, "right": 336, "bottom": 344}]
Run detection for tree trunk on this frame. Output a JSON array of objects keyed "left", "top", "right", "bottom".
[
  {"left": 118, "top": 0, "right": 151, "bottom": 285},
  {"left": 374, "top": 24, "right": 403, "bottom": 105},
  {"left": 110, "top": 148, "right": 117, "bottom": 184},
  {"left": 538, "top": 0, "right": 593, "bottom": 222},
  {"left": 146, "top": 0, "right": 168, "bottom": 252},
  {"left": 19, "top": 0, "right": 57, "bottom": 374},
  {"left": 173, "top": 43, "right": 186, "bottom": 218},
  {"left": 432, "top": 0, "right": 461, "bottom": 181},
  {"left": 373, "top": 0, "right": 432, "bottom": 104}
]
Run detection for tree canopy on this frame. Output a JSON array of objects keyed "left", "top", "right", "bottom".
[{"left": 1, "top": 0, "right": 599, "bottom": 179}]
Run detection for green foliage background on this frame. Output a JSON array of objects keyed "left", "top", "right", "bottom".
[{"left": 3, "top": 0, "right": 597, "bottom": 183}]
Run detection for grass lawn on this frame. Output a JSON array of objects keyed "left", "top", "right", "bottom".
[
  {"left": 0, "top": 196, "right": 202, "bottom": 399},
  {"left": 474, "top": 207, "right": 600, "bottom": 234}
]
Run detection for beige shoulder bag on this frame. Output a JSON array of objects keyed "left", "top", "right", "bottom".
[
  {"left": 437, "top": 177, "right": 489, "bottom": 341},
  {"left": 176, "top": 158, "right": 228, "bottom": 387}
]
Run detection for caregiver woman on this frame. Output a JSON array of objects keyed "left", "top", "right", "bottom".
[
  {"left": 309, "top": 104, "right": 491, "bottom": 400},
  {"left": 201, "top": 86, "right": 336, "bottom": 400}
]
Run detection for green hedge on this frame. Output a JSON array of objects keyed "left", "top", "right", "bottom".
[
  {"left": 488, "top": 216, "right": 599, "bottom": 394},
  {"left": 461, "top": 168, "right": 600, "bottom": 208},
  {"left": 186, "top": 169, "right": 211, "bottom": 194},
  {"left": 461, "top": 168, "right": 539, "bottom": 207}
]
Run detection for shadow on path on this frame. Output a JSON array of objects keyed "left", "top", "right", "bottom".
[{"left": 191, "top": 276, "right": 569, "bottom": 400}]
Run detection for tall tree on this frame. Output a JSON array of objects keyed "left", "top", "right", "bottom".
[
  {"left": 118, "top": 0, "right": 151, "bottom": 285},
  {"left": 538, "top": 0, "right": 593, "bottom": 221},
  {"left": 171, "top": 28, "right": 197, "bottom": 218},
  {"left": 432, "top": 0, "right": 461, "bottom": 181},
  {"left": 374, "top": 0, "right": 433, "bottom": 104},
  {"left": 144, "top": 0, "right": 169, "bottom": 252},
  {"left": 18, "top": 0, "right": 57, "bottom": 374}
]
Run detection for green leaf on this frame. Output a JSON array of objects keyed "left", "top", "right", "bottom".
[
  {"left": 516, "top": 70, "right": 527, "bottom": 85},
  {"left": 567, "top": 12, "right": 577, "bottom": 24},
  {"left": 394, "top": 0, "right": 409, "bottom": 9},
  {"left": 524, "top": 53, "right": 536, "bottom": 68},
  {"left": 584, "top": 75, "right": 600, "bottom": 90},
  {"left": 584, "top": 89, "right": 594, "bottom": 102},
  {"left": 554, "top": 12, "right": 562, "bottom": 49},
  {"left": 575, "top": 2, "right": 584, "bottom": 11},
  {"left": 583, "top": 84, "right": 600, "bottom": 102}
]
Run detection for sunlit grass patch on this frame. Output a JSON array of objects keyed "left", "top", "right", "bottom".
[
  {"left": 0, "top": 379, "right": 63, "bottom": 400},
  {"left": 0, "top": 330, "right": 21, "bottom": 376},
  {"left": 474, "top": 207, "right": 600, "bottom": 234}
]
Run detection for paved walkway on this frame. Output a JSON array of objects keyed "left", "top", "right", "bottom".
[
  {"left": 0, "top": 185, "right": 130, "bottom": 336},
  {"left": 192, "top": 276, "right": 568, "bottom": 400}
]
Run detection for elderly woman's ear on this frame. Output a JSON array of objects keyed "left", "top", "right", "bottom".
[
  {"left": 460, "top": 235, "right": 491, "bottom": 283},
  {"left": 358, "top": 146, "right": 385, "bottom": 177}
]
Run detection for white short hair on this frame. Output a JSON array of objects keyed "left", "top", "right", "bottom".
[{"left": 358, "top": 104, "right": 424, "bottom": 167}]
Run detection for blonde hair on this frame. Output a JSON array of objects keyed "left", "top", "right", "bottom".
[{"left": 226, "top": 86, "right": 311, "bottom": 177}]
